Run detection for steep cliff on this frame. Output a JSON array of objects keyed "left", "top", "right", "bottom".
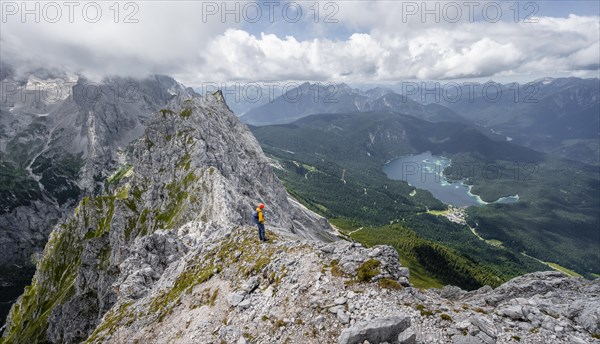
[
  {"left": 1, "top": 90, "right": 333, "bottom": 343},
  {"left": 0, "top": 70, "right": 197, "bottom": 309}
]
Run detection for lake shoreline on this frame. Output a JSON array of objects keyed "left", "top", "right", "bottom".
[{"left": 383, "top": 151, "right": 518, "bottom": 207}]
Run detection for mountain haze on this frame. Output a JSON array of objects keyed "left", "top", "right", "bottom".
[
  {"left": 440, "top": 78, "right": 600, "bottom": 165},
  {"left": 240, "top": 82, "right": 467, "bottom": 125}
]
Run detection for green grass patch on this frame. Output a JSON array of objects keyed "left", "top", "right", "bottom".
[
  {"left": 2, "top": 218, "right": 82, "bottom": 344},
  {"left": 546, "top": 262, "right": 583, "bottom": 278},
  {"left": 440, "top": 313, "right": 452, "bottom": 321},
  {"left": 180, "top": 108, "right": 193, "bottom": 118},
  {"left": 160, "top": 109, "right": 176, "bottom": 117},
  {"left": 356, "top": 259, "right": 381, "bottom": 282},
  {"left": 426, "top": 209, "right": 451, "bottom": 216},
  {"left": 106, "top": 165, "right": 133, "bottom": 186},
  {"left": 379, "top": 278, "right": 401, "bottom": 290}
]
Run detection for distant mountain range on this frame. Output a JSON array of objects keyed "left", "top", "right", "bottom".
[
  {"left": 241, "top": 78, "right": 599, "bottom": 165},
  {"left": 240, "top": 82, "right": 467, "bottom": 125},
  {"left": 255, "top": 111, "right": 541, "bottom": 163},
  {"left": 438, "top": 78, "right": 600, "bottom": 165}
]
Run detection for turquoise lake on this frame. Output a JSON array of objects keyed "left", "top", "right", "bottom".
[{"left": 383, "top": 152, "right": 518, "bottom": 207}]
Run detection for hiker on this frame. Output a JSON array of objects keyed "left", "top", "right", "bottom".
[{"left": 253, "top": 203, "right": 267, "bottom": 242}]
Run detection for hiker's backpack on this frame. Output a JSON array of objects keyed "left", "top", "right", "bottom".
[{"left": 252, "top": 210, "right": 259, "bottom": 224}]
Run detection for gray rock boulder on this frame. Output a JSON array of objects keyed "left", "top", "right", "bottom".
[
  {"left": 497, "top": 305, "right": 525, "bottom": 321},
  {"left": 470, "top": 315, "right": 498, "bottom": 340},
  {"left": 337, "top": 309, "right": 350, "bottom": 324},
  {"left": 397, "top": 328, "right": 416, "bottom": 344},
  {"left": 241, "top": 276, "right": 260, "bottom": 294},
  {"left": 338, "top": 316, "right": 411, "bottom": 344},
  {"left": 441, "top": 285, "right": 466, "bottom": 300},
  {"left": 478, "top": 271, "right": 579, "bottom": 306},
  {"left": 228, "top": 293, "right": 245, "bottom": 307}
]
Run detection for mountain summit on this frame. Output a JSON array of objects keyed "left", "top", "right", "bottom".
[
  {"left": 1, "top": 89, "right": 333, "bottom": 343},
  {"left": 0, "top": 70, "right": 205, "bottom": 324}
]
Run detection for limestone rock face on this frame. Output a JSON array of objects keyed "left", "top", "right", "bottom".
[
  {"left": 0, "top": 70, "right": 198, "bottom": 314},
  {"left": 338, "top": 316, "right": 411, "bottom": 344},
  {"left": 2, "top": 89, "right": 334, "bottom": 343},
  {"left": 115, "top": 230, "right": 188, "bottom": 300},
  {"left": 126, "top": 92, "right": 334, "bottom": 241}
]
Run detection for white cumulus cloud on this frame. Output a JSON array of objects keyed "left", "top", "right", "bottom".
[
  {"left": 195, "top": 14, "right": 599, "bottom": 83},
  {"left": 1, "top": 1, "right": 598, "bottom": 84}
]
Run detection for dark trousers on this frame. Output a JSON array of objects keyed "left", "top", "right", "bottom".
[{"left": 257, "top": 223, "right": 266, "bottom": 241}]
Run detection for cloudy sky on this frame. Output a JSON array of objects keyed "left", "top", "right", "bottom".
[{"left": 1, "top": 0, "right": 599, "bottom": 85}]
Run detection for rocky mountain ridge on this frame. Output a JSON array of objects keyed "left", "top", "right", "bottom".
[
  {"left": 439, "top": 77, "right": 600, "bottom": 165},
  {"left": 1, "top": 88, "right": 334, "bottom": 343},
  {"left": 0, "top": 69, "right": 197, "bottom": 267},
  {"left": 86, "top": 231, "right": 600, "bottom": 344},
  {"left": 2, "top": 82, "right": 598, "bottom": 344},
  {"left": 6, "top": 223, "right": 599, "bottom": 343},
  {"left": 0, "top": 68, "right": 200, "bottom": 323},
  {"left": 239, "top": 82, "right": 466, "bottom": 126}
]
